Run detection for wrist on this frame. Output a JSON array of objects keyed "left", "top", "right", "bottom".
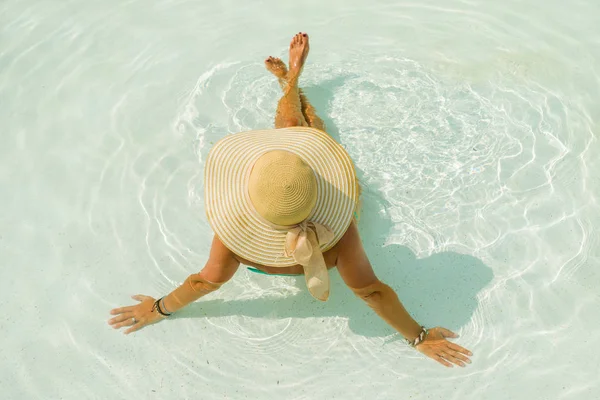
[
  {"left": 406, "top": 323, "right": 424, "bottom": 342},
  {"left": 160, "top": 297, "right": 173, "bottom": 314},
  {"left": 152, "top": 297, "right": 172, "bottom": 317},
  {"left": 406, "top": 326, "right": 428, "bottom": 347}
]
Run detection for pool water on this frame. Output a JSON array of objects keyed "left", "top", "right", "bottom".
[{"left": 2, "top": 0, "right": 600, "bottom": 399}]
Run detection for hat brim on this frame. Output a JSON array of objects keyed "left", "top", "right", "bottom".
[{"left": 205, "top": 127, "right": 358, "bottom": 267}]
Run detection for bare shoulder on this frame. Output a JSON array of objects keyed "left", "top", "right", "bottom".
[
  {"left": 199, "top": 235, "right": 240, "bottom": 283},
  {"left": 333, "top": 221, "right": 378, "bottom": 289},
  {"left": 209, "top": 235, "right": 237, "bottom": 260},
  {"left": 335, "top": 220, "right": 362, "bottom": 249}
]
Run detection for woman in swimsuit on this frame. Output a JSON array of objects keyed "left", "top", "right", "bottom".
[{"left": 108, "top": 33, "right": 472, "bottom": 368}]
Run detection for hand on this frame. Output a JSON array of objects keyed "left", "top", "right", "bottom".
[
  {"left": 415, "top": 327, "right": 473, "bottom": 368},
  {"left": 108, "top": 294, "right": 165, "bottom": 334}
]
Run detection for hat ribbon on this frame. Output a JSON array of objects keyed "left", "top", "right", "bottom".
[{"left": 284, "top": 221, "right": 334, "bottom": 301}]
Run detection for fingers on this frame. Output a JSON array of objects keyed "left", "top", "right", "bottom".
[
  {"left": 131, "top": 294, "right": 151, "bottom": 302},
  {"left": 110, "top": 295, "right": 152, "bottom": 314},
  {"left": 440, "top": 327, "right": 458, "bottom": 338},
  {"left": 433, "top": 355, "right": 453, "bottom": 368},
  {"left": 441, "top": 350, "right": 467, "bottom": 367},
  {"left": 111, "top": 316, "right": 137, "bottom": 330},
  {"left": 420, "top": 330, "right": 474, "bottom": 368},
  {"left": 448, "top": 342, "right": 473, "bottom": 357},
  {"left": 110, "top": 305, "right": 134, "bottom": 315},
  {"left": 125, "top": 321, "right": 144, "bottom": 335},
  {"left": 447, "top": 349, "right": 471, "bottom": 365},
  {"left": 108, "top": 312, "right": 133, "bottom": 325}
]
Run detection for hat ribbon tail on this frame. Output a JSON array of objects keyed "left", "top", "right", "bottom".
[{"left": 284, "top": 222, "right": 334, "bottom": 301}]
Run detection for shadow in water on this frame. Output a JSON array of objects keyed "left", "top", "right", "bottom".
[
  {"left": 176, "top": 187, "right": 494, "bottom": 338},
  {"left": 177, "top": 76, "right": 493, "bottom": 337}
]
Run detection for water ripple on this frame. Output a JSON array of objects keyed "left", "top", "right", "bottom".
[{"left": 4, "top": 0, "right": 600, "bottom": 398}]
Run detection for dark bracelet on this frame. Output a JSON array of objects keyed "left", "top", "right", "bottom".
[
  {"left": 152, "top": 297, "right": 172, "bottom": 317},
  {"left": 407, "top": 326, "right": 428, "bottom": 347}
]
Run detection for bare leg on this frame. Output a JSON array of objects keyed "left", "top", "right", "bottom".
[
  {"left": 266, "top": 56, "right": 326, "bottom": 131},
  {"left": 273, "top": 33, "right": 311, "bottom": 128}
]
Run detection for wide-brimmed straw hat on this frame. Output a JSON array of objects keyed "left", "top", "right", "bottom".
[{"left": 204, "top": 127, "right": 359, "bottom": 301}]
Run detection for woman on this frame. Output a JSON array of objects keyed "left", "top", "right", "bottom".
[{"left": 109, "top": 33, "right": 473, "bottom": 368}]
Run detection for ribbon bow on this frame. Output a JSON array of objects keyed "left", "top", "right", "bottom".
[{"left": 284, "top": 221, "right": 334, "bottom": 301}]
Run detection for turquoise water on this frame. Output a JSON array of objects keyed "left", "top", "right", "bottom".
[{"left": 2, "top": 0, "right": 600, "bottom": 398}]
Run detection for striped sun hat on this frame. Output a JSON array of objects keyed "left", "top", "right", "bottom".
[{"left": 204, "top": 127, "right": 359, "bottom": 301}]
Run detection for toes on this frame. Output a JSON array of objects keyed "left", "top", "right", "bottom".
[
  {"left": 292, "top": 33, "right": 302, "bottom": 46},
  {"left": 291, "top": 32, "right": 307, "bottom": 46},
  {"left": 290, "top": 32, "right": 308, "bottom": 49}
]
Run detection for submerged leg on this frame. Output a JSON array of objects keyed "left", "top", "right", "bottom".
[{"left": 266, "top": 54, "right": 326, "bottom": 131}]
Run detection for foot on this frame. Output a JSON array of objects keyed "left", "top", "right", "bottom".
[
  {"left": 288, "top": 32, "right": 310, "bottom": 77},
  {"left": 264, "top": 56, "right": 288, "bottom": 79}
]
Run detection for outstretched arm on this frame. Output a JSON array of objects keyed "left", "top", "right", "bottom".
[
  {"left": 108, "top": 236, "right": 240, "bottom": 334},
  {"left": 162, "top": 236, "right": 240, "bottom": 312},
  {"left": 336, "top": 222, "right": 423, "bottom": 340},
  {"left": 336, "top": 221, "right": 472, "bottom": 367}
]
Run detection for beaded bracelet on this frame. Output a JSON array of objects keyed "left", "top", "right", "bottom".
[{"left": 407, "top": 326, "right": 428, "bottom": 347}]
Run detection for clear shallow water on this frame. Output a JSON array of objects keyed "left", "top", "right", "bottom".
[{"left": 2, "top": 0, "right": 600, "bottom": 398}]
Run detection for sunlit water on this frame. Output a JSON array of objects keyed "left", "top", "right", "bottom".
[{"left": 2, "top": 0, "right": 600, "bottom": 399}]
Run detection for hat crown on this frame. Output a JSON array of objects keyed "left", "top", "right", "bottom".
[{"left": 248, "top": 150, "right": 317, "bottom": 226}]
